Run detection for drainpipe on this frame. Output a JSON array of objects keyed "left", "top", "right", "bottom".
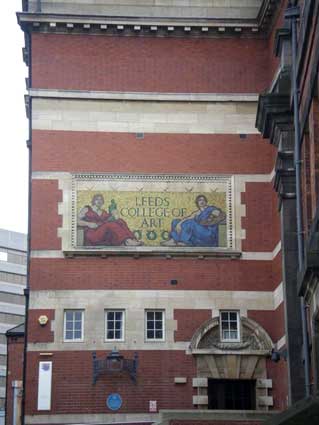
[
  {"left": 285, "top": 2, "right": 311, "bottom": 398},
  {"left": 12, "top": 383, "right": 17, "bottom": 425},
  {"left": 12, "top": 380, "right": 23, "bottom": 425},
  {"left": 21, "top": 30, "right": 32, "bottom": 425}
]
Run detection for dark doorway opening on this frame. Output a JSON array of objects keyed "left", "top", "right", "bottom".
[{"left": 208, "top": 379, "right": 256, "bottom": 410}]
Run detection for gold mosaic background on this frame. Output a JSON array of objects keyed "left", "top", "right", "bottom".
[{"left": 77, "top": 190, "right": 227, "bottom": 247}]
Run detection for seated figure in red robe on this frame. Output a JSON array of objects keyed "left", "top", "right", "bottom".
[{"left": 78, "top": 194, "right": 143, "bottom": 247}]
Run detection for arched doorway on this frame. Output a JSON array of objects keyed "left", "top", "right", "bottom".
[{"left": 188, "top": 316, "right": 274, "bottom": 411}]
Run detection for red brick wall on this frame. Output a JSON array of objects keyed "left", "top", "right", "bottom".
[
  {"left": 31, "top": 180, "right": 62, "bottom": 250},
  {"left": 25, "top": 350, "right": 196, "bottom": 415},
  {"left": 174, "top": 310, "right": 211, "bottom": 342},
  {"left": 29, "top": 258, "right": 279, "bottom": 291},
  {"left": 6, "top": 335, "right": 24, "bottom": 425},
  {"left": 30, "top": 132, "right": 279, "bottom": 253},
  {"left": 32, "top": 131, "right": 276, "bottom": 175},
  {"left": 248, "top": 303, "right": 285, "bottom": 343},
  {"left": 241, "top": 183, "right": 281, "bottom": 252},
  {"left": 31, "top": 34, "right": 270, "bottom": 93},
  {"left": 266, "top": 358, "right": 288, "bottom": 411},
  {"left": 28, "top": 310, "right": 55, "bottom": 343}
]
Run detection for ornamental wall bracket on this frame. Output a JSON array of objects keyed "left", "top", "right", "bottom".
[
  {"left": 92, "top": 350, "right": 138, "bottom": 385},
  {"left": 255, "top": 93, "right": 291, "bottom": 143}
]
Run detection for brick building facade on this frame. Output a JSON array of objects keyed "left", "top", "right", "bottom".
[{"left": 14, "top": 1, "right": 317, "bottom": 424}]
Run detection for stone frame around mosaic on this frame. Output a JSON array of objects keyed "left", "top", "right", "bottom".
[{"left": 62, "top": 173, "right": 240, "bottom": 257}]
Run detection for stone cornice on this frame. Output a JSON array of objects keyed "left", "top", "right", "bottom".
[
  {"left": 16, "top": 12, "right": 260, "bottom": 37},
  {"left": 17, "top": 0, "right": 280, "bottom": 39}
]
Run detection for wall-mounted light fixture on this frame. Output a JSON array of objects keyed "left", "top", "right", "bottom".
[{"left": 271, "top": 348, "right": 287, "bottom": 363}]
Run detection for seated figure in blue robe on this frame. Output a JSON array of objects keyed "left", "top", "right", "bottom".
[{"left": 162, "top": 195, "right": 226, "bottom": 247}]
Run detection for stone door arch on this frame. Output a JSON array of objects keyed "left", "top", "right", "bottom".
[{"left": 188, "top": 316, "right": 274, "bottom": 410}]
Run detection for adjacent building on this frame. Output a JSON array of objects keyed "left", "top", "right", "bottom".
[
  {"left": 0, "top": 229, "right": 26, "bottom": 424},
  {"left": 14, "top": 1, "right": 318, "bottom": 425},
  {"left": 6, "top": 324, "right": 24, "bottom": 425},
  {"left": 257, "top": 0, "right": 319, "bottom": 422}
]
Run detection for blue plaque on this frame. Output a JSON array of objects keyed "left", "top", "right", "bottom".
[{"left": 106, "top": 393, "right": 122, "bottom": 411}]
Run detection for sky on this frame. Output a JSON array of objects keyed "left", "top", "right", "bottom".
[{"left": 0, "top": 1, "right": 28, "bottom": 234}]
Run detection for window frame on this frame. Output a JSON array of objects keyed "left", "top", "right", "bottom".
[
  {"left": 0, "top": 251, "right": 8, "bottom": 262},
  {"left": 220, "top": 310, "right": 240, "bottom": 342},
  {"left": 145, "top": 309, "right": 165, "bottom": 342},
  {"left": 105, "top": 309, "right": 125, "bottom": 342},
  {"left": 63, "top": 309, "right": 84, "bottom": 342}
]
